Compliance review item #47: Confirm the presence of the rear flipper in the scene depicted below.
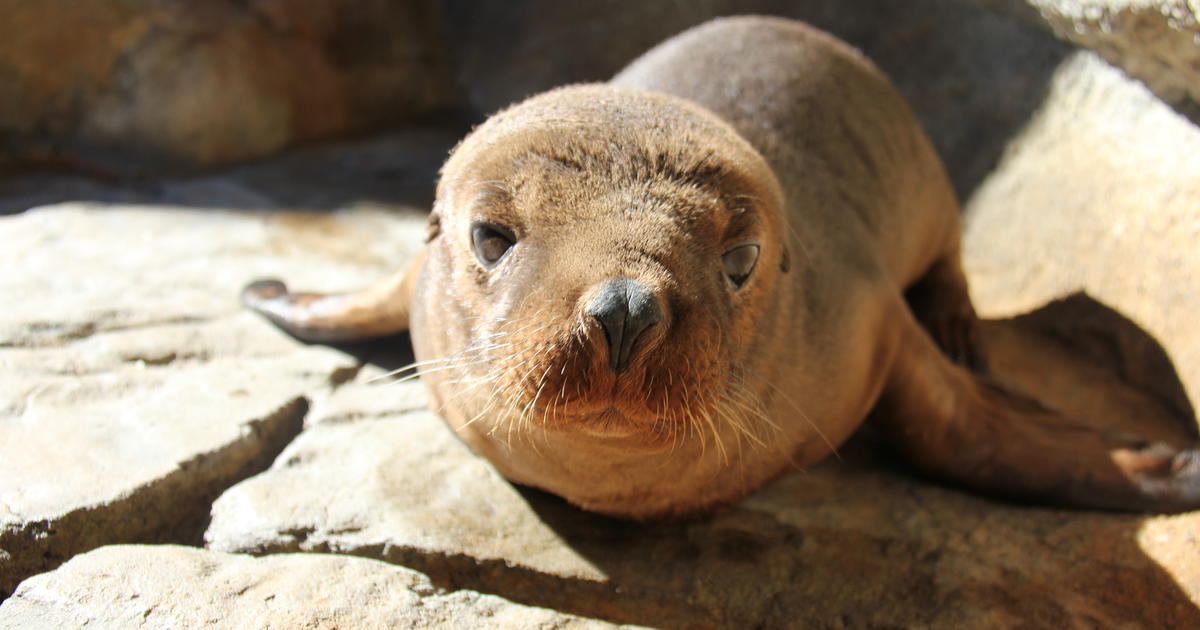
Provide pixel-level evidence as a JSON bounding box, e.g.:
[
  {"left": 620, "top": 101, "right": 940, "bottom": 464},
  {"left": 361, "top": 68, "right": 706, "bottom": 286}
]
[
  {"left": 876, "top": 301, "right": 1200, "bottom": 513},
  {"left": 241, "top": 252, "right": 423, "bottom": 343}
]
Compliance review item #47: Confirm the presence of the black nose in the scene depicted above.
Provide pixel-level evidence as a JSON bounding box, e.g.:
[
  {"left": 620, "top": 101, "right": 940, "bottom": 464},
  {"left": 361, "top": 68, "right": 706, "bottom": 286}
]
[{"left": 585, "top": 278, "right": 663, "bottom": 373}]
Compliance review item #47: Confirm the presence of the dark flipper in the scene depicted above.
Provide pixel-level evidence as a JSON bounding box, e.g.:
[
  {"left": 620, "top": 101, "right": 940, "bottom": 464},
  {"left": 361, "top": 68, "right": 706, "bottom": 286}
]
[
  {"left": 241, "top": 252, "right": 423, "bottom": 343},
  {"left": 905, "top": 253, "right": 987, "bottom": 371},
  {"left": 875, "top": 299, "right": 1200, "bottom": 513}
]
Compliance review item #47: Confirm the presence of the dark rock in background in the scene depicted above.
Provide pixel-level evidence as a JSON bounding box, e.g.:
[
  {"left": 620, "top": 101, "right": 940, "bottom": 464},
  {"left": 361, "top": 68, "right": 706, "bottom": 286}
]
[
  {"left": 443, "top": 0, "right": 1071, "bottom": 199},
  {"left": 4, "top": 1, "right": 1196, "bottom": 198},
  {"left": 1006, "top": 0, "right": 1200, "bottom": 122},
  {"left": 0, "top": 0, "right": 456, "bottom": 173},
  {"left": 1, "top": 0, "right": 1074, "bottom": 200}
]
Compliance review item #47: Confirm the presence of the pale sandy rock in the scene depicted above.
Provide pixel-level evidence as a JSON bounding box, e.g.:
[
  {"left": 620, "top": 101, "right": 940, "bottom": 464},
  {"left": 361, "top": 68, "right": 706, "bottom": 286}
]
[
  {"left": 205, "top": 378, "right": 1200, "bottom": 629},
  {"left": 0, "top": 203, "right": 426, "bottom": 597},
  {"left": 206, "top": 380, "right": 608, "bottom": 583},
  {"left": 0, "top": 203, "right": 424, "bottom": 347},
  {"left": 305, "top": 371, "right": 431, "bottom": 426},
  {"left": 0, "top": 354, "right": 312, "bottom": 599},
  {"left": 963, "top": 50, "right": 1200, "bottom": 407},
  {"left": 0, "top": 545, "right": 635, "bottom": 630}
]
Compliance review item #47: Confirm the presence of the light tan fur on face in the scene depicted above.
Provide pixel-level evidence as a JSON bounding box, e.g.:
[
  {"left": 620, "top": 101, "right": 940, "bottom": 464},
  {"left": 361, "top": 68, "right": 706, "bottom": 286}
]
[{"left": 407, "top": 85, "right": 811, "bottom": 516}]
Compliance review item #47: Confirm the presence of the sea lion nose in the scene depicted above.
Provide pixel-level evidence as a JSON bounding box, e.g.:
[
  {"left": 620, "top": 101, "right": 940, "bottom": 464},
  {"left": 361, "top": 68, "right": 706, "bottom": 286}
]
[{"left": 585, "top": 277, "right": 663, "bottom": 373}]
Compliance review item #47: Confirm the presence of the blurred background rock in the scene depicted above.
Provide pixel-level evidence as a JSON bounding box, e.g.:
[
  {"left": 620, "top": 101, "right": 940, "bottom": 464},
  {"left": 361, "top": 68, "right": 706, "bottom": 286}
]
[
  {"left": 0, "top": 0, "right": 454, "bottom": 173},
  {"left": 4, "top": 0, "right": 1191, "bottom": 200}
]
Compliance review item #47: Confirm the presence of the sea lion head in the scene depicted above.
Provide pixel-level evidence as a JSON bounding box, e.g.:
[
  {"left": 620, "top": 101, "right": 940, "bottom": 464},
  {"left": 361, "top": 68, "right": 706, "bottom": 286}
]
[{"left": 412, "top": 84, "right": 793, "bottom": 514}]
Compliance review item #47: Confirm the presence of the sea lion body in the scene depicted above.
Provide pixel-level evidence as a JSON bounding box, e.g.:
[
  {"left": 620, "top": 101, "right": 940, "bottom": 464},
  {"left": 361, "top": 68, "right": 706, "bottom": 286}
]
[
  {"left": 409, "top": 18, "right": 955, "bottom": 516},
  {"left": 245, "top": 16, "right": 1200, "bottom": 518}
]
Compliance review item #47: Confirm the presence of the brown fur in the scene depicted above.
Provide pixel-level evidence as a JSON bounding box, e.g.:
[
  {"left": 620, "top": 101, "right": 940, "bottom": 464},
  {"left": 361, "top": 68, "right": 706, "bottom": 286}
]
[{"left": 244, "top": 16, "right": 1200, "bottom": 518}]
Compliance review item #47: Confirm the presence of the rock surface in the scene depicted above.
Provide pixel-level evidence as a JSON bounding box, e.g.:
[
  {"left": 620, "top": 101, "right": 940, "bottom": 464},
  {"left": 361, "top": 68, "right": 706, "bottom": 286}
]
[
  {"left": 205, "top": 379, "right": 610, "bottom": 582},
  {"left": 0, "top": 203, "right": 427, "bottom": 598},
  {"left": 0, "top": 0, "right": 455, "bottom": 171},
  {"left": 0, "top": 545, "right": 636, "bottom": 629},
  {"left": 1018, "top": 0, "right": 1200, "bottom": 116},
  {"left": 963, "top": 50, "right": 1200, "bottom": 408},
  {"left": 205, "top": 366, "right": 1200, "bottom": 629},
  {"left": 10, "top": 0, "right": 1199, "bottom": 184},
  {"left": 0, "top": 126, "right": 460, "bottom": 215},
  {"left": 1, "top": 0, "right": 1072, "bottom": 197}
]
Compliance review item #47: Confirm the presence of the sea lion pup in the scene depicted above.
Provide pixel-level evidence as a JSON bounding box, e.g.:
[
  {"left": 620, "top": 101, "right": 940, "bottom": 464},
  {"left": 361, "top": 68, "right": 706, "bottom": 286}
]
[{"left": 243, "top": 16, "right": 1200, "bottom": 518}]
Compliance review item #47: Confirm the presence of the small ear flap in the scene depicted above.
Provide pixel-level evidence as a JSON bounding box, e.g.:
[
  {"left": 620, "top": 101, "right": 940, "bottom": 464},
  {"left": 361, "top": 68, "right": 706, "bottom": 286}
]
[
  {"left": 242, "top": 250, "right": 425, "bottom": 343},
  {"left": 425, "top": 210, "right": 442, "bottom": 243}
]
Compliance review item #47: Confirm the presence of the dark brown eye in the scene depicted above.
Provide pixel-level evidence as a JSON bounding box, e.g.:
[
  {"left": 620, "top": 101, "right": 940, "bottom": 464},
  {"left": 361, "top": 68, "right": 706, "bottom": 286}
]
[
  {"left": 722, "top": 243, "right": 759, "bottom": 288},
  {"left": 471, "top": 222, "right": 516, "bottom": 268}
]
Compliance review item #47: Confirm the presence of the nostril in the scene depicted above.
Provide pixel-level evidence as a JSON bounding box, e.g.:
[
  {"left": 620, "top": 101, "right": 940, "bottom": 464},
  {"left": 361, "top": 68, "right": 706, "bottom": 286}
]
[
  {"left": 620, "top": 288, "right": 660, "bottom": 364},
  {"left": 591, "top": 300, "right": 627, "bottom": 363},
  {"left": 585, "top": 278, "right": 662, "bottom": 373}
]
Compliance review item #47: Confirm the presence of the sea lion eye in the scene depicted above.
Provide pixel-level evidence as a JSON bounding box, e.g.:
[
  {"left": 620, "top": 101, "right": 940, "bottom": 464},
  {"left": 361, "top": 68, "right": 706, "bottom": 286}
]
[
  {"left": 471, "top": 221, "right": 516, "bottom": 268},
  {"left": 722, "top": 243, "right": 759, "bottom": 288}
]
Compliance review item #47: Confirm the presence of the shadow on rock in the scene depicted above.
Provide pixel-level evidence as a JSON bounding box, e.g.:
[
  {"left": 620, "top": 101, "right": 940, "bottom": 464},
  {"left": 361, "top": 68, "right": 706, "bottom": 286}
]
[
  {"left": 440, "top": 293, "right": 1200, "bottom": 629},
  {"left": 982, "top": 292, "right": 1197, "bottom": 447},
  {"left": 0, "top": 124, "right": 464, "bottom": 215},
  {"left": 285, "top": 332, "right": 418, "bottom": 387},
  {"left": 509, "top": 455, "right": 1200, "bottom": 628}
]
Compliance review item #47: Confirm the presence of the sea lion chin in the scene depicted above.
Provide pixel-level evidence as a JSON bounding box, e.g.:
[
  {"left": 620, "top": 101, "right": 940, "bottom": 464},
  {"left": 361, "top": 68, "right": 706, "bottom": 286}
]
[{"left": 242, "top": 16, "right": 1200, "bottom": 519}]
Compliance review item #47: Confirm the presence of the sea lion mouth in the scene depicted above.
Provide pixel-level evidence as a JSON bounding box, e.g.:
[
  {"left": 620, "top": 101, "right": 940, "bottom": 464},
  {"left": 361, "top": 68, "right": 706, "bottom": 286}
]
[
  {"left": 540, "top": 405, "right": 686, "bottom": 448},
  {"left": 541, "top": 403, "right": 653, "bottom": 429},
  {"left": 572, "top": 406, "right": 641, "bottom": 434}
]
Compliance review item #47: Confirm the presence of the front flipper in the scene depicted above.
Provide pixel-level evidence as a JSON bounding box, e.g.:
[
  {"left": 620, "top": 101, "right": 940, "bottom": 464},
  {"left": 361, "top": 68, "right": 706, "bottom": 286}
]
[
  {"left": 905, "top": 252, "right": 986, "bottom": 371},
  {"left": 875, "top": 301, "right": 1200, "bottom": 512},
  {"left": 242, "top": 251, "right": 424, "bottom": 343}
]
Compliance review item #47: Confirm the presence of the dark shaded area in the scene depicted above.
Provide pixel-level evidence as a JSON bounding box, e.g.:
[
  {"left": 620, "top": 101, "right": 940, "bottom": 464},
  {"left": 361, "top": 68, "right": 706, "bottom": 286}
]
[
  {"left": 328, "top": 332, "right": 419, "bottom": 381},
  {"left": 1177, "top": 99, "right": 1200, "bottom": 128},
  {"left": 0, "top": 123, "right": 464, "bottom": 215},
  {"left": 1000, "top": 292, "right": 1197, "bottom": 436},
  {"left": 1, "top": 0, "right": 1071, "bottom": 214},
  {"left": 443, "top": 0, "right": 1072, "bottom": 199}
]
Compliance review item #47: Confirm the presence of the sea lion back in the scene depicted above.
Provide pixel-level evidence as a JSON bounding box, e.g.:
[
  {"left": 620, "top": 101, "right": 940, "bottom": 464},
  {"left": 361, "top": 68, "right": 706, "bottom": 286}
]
[{"left": 613, "top": 15, "right": 960, "bottom": 289}]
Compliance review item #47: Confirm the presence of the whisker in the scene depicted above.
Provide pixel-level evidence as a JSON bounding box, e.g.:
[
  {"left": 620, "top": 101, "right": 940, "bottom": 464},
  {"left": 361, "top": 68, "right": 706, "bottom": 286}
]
[{"left": 736, "top": 364, "right": 839, "bottom": 460}]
